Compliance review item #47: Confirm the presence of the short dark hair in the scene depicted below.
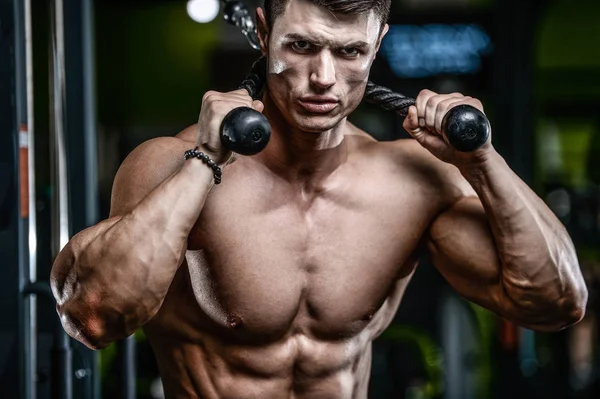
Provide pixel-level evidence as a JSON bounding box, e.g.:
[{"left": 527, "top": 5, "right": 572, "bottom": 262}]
[{"left": 263, "top": 0, "right": 391, "bottom": 30}]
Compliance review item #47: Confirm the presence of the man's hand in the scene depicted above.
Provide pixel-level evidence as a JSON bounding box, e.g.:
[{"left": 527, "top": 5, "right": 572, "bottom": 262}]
[
  {"left": 197, "top": 88, "right": 265, "bottom": 165},
  {"left": 403, "top": 89, "right": 492, "bottom": 166}
]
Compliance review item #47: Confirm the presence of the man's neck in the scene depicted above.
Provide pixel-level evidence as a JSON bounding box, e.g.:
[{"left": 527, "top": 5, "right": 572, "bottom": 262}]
[{"left": 255, "top": 92, "right": 348, "bottom": 186}]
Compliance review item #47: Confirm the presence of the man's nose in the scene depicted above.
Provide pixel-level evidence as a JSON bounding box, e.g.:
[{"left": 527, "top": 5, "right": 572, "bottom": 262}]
[{"left": 309, "top": 51, "right": 336, "bottom": 89}]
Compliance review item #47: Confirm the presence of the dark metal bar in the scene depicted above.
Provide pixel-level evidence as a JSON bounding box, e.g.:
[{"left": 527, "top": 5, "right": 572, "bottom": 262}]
[
  {"left": 12, "top": 0, "right": 37, "bottom": 396},
  {"left": 50, "top": 0, "right": 70, "bottom": 254},
  {"left": 80, "top": 0, "right": 101, "bottom": 395},
  {"left": 23, "top": 0, "right": 39, "bottom": 395},
  {"left": 59, "top": 0, "right": 101, "bottom": 396},
  {"left": 22, "top": 282, "right": 73, "bottom": 399},
  {"left": 82, "top": 0, "right": 99, "bottom": 231},
  {"left": 49, "top": 0, "right": 74, "bottom": 397}
]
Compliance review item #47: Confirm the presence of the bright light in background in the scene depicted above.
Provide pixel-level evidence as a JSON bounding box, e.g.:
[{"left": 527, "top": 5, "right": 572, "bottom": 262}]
[{"left": 187, "top": 0, "right": 220, "bottom": 23}]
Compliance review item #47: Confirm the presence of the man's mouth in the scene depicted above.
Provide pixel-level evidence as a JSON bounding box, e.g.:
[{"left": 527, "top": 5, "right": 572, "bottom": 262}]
[{"left": 297, "top": 96, "right": 339, "bottom": 114}]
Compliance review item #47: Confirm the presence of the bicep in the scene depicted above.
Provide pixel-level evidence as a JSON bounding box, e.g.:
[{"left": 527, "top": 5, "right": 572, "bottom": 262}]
[
  {"left": 109, "top": 136, "right": 190, "bottom": 216},
  {"left": 427, "top": 196, "right": 506, "bottom": 312}
]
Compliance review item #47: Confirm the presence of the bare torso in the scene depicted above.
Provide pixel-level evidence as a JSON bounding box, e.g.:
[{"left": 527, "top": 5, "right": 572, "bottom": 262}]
[{"left": 143, "top": 126, "right": 458, "bottom": 398}]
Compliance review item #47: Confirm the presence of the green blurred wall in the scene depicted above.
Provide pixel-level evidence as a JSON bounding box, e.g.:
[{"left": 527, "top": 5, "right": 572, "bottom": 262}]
[
  {"left": 96, "top": 1, "right": 218, "bottom": 127},
  {"left": 536, "top": 0, "right": 600, "bottom": 100}
]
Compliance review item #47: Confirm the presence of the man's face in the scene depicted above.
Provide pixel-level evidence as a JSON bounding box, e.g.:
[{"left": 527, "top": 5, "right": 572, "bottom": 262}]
[{"left": 263, "top": 0, "right": 387, "bottom": 133}]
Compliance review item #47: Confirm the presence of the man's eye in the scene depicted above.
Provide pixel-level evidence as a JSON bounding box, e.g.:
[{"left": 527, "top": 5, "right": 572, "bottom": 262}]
[
  {"left": 291, "top": 41, "right": 313, "bottom": 52},
  {"left": 339, "top": 47, "right": 360, "bottom": 57}
]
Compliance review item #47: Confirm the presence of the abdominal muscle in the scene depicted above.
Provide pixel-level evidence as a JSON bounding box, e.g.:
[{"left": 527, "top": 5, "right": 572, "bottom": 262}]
[{"left": 150, "top": 328, "right": 374, "bottom": 399}]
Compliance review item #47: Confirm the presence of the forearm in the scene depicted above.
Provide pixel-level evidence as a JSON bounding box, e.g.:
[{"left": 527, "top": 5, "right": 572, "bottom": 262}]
[
  {"left": 458, "top": 149, "right": 587, "bottom": 325},
  {"left": 55, "top": 159, "right": 214, "bottom": 346}
]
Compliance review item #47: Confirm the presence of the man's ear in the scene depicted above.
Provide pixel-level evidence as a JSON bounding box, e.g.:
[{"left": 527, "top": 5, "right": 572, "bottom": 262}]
[
  {"left": 256, "top": 7, "right": 269, "bottom": 55},
  {"left": 375, "top": 24, "right": 389, "bottom": 53}
]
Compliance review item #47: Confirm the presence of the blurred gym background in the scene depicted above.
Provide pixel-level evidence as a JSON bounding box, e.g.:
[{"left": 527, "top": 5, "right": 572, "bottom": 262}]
[{"left": 1, "top": 0, "right": 599, "bottom": 398}]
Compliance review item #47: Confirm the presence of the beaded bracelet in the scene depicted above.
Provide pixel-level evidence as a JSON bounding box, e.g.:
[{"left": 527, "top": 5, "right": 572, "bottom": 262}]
[{"left": 184, "top": 147, "right": 223, "bottom": 185}]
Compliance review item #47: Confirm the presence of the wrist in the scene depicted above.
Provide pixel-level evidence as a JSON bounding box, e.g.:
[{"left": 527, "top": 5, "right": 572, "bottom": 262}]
[
  {"left": 456, "top": 147, "right": 503, "bottom": 181},
  {"left": 195, "top": 142, "right": 232, "bottom": 167},
  {"left": 184, "top": 147, "right": 223, "bottom": 185},
  {"left": 181, "top": 155, "right": 217, "bottom": 184}
]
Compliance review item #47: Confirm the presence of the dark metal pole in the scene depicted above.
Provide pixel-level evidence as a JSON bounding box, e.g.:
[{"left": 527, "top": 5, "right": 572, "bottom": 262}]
[
  {"left": 13, "top": 0, "right": 37, "bottom": 396},
  {"left": 49, "top": 0, "right": 74, "bottom": 397},
  {"left": 50, "top": 0, "right": 70, "bottom": 255},
  {"left": 22, "top": 282, "right": 73, "bottom": 399},
  {"left": 81, "top": 0, "right": 101, "bottom": 396},
  {"left": 61, "top": 0, "right": 101, "bottom": 395},
  {"left": 82, "top": 0, "right": 98, "bottom": 229},
  {"left": 23, "top": 0, "right": 39, "bottom": 394}
]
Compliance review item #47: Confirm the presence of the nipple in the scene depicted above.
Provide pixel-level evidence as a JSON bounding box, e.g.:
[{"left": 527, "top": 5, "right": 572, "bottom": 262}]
[{"left": 227, "top": 315, "right": 244, "bottom": 329}]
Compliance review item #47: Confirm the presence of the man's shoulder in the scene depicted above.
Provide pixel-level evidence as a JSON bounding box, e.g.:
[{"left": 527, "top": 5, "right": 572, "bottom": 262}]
[
  {"left": 359, "top": 137, "right": 439, "bottom": 169},
  {"left": 117, "top": 133, "right": 194, "bottom": 180},
  {"left": 122, "top": 124, "right": 197, "bottom": 168},
  {"left": 345, "top": 124, "right": 421, "bottom": 159},
  {"left": 363, "top": 138, "right": 473, "bottom": 201},
  {"left": 378, "top": 137, "right": 424, "bottom": 156}
]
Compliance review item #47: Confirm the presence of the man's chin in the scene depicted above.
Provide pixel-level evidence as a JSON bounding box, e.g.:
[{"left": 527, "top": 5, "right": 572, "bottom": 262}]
[{"left": 291, "top": 114, "right": 343, "bottom": 133}]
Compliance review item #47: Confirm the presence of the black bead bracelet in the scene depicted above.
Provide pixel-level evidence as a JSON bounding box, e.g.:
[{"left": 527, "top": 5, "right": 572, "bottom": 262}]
[{"left": 184, "top": 147, "right": 223, "bottom": 185}]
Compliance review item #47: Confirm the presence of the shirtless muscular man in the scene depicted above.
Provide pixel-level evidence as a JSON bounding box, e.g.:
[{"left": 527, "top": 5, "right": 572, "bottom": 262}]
[{"left": 50, "top": 0, "right": 588, "bottom": 397}]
